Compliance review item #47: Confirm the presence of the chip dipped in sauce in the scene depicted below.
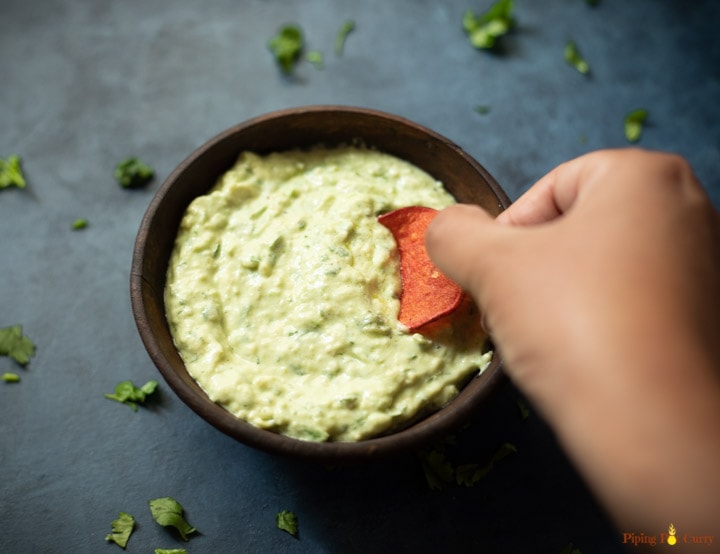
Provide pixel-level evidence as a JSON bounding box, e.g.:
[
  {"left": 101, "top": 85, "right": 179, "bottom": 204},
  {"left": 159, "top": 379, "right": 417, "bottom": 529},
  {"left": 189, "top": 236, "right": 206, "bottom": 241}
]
[{"left": 378, "top": 206, "right": 465, "bottom": 332}]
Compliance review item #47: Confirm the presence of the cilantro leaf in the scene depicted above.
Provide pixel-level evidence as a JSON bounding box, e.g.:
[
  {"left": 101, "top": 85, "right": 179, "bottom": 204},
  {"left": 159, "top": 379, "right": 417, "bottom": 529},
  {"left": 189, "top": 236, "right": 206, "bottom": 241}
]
[
  {"left": 305, "top": 50, "right": 324, "bottom": 69},
  {"left": 0, "top": 155, "right": 27, "bottom": 190},
  {"left": 456, "top": 442, "right": 517, "bottom": 487},
  {"left": 455, "top": 462, "right": 488, "bottom": 486},
  {"left": 140, "top": 380, "right": 158, "bottom": 395},
  {"left": 559, "top": 542, "right": 583, "bottom": 554},
  {"left": 154, "top": 550, "right": 188, "bottom": 554},
  {"left": 474, "top": 104, "right": 491, "bottom": 115},
  {"left": 104, "top": 379, "right": 159, "bottom": 411},
  {"left": 463, "top": 0, "right": 515, "bottom": 50},
  {"left": 418, "top": 449, "right": 456, "bottom": 490},
  {"left": 2, "top": 372, "right": 20, "bottom": 383},
  {"left": 115, "top": 157, "right": 154, "bottom": 189},
  {"left": 564, "top": 41, "right": 590, "bottom": 75},
  {"left": 71, "top": 218, "right": 88, "bottom": 230},
  {"left": 276, "top": 510, "right": 298, "bottom": 537},
  {"left": 419, "top": 440, "right": 517, "bottom": 489},
  {"left": 335, "top": 20, "right": 356, "bottom": 56},
  {"left": 149, "top": 497, "right": 197, "bottom": 541},
  {"left": 624, "top": 109, "right": 648, "bottom": 143},
  {"left": 268, "top": 25, "right": 304, "bottom": 74},
  {"left": 105, "top": 511, "right": 135, "bottom": 549},
  {"left": 0, "top": 325, "right": 36, "bottom": 366}
]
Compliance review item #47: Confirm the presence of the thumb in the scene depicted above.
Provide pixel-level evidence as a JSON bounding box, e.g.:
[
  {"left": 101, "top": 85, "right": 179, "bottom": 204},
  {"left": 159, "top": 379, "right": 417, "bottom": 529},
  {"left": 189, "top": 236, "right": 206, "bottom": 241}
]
[{"left": 425, "top": 204, "right": 507, "bottom": 305}]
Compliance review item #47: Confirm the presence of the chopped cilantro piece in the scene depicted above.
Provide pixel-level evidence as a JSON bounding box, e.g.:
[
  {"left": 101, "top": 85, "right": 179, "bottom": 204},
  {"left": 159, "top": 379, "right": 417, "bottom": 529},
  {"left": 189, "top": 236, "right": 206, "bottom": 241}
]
[
  {"left": 463, "top": 0, "right": 515, "bottom": 50},
  {"left": 420, "top": 441, "right": 517, "bottom": 489},
  {"left": 624, "top": 109, "right": 648, "bottom": 143},
  {"left": 564, "top": 41, "right": 590, "bottom": 75},
  {"left": 0, "top": 325, "right": 36, "bottom": 366},
  {"left": 474, "top": 104, "right": 491, "bottom": 115},
  {"left": 455, "top": 443, "right": 517, "bottom": 487},
  {"left": 104, "top": 379, "right": 158, "bottom": 411},
  {"left": 154, "top": 549, "right": 188, "bottom": 554},
  {"left": 335, "top": 20, "right": 356, "bottom": 56},
  {"left": 71, "top": 218, "right": 88, "bottom": 230},
  {"left": 276, "top": 510, "right": 299, "bottom": 537},
  {"left": 2, "top": 372, "right": 20, "bottom": 383},
  {"left": 455, "top": 463, "right": 485, "bottom": 486},
  {"left": 268, "top": 25, "right": 304, "bottom": 74},
  {"left": 149, "top": 497, "right": 197, "bottom": 541},
  {"left": 105, "top": 512, "right": 135, "bottom": 549},
  {"left": 115, "top": 157, "right": 154, "bottom": 189},
  {"left": 559, "top": 542, "right": 582, "bottom": 554},
  {"left": 305, "top": 50, "right": 324, "bottom": 69},
  {"left": 0, "top": 154, "right": 27, "bottom": 190},
  {"left": 419, "top": 449, "right": 455, "bottom": 490}
]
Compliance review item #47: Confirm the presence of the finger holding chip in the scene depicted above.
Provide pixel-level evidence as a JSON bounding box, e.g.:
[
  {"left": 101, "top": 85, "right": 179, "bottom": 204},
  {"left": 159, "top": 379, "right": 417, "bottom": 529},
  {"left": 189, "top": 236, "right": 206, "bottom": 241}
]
[{"left": 378, "top": 206, "right": 466, "bottom": 332}]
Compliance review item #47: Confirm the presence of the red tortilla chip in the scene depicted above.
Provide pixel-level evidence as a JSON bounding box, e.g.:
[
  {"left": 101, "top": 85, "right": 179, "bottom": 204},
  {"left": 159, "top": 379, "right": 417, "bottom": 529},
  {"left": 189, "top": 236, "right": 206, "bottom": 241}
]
[{"left": 378, "top": 206, "right": 464, "bottom": 332}]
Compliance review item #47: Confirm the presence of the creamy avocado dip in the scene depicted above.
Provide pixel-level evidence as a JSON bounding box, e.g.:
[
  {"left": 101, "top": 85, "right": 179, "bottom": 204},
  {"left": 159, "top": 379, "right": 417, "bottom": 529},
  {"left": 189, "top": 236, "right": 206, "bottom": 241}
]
[{"left": 165, "top": 145, "right": 492, "bottom": 442}]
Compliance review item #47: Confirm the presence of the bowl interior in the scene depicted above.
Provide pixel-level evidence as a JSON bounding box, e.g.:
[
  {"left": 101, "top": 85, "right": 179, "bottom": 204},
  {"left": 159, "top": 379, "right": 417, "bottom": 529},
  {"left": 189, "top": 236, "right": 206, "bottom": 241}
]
[{"left": 131, "top": 106, "right": 510, "bottom": 463}]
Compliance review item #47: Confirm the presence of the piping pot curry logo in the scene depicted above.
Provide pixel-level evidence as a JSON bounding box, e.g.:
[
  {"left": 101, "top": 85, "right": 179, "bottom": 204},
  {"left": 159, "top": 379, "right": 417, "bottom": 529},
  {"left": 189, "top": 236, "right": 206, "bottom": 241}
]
[{"left": 622, "top": 523, "right": 715, "bottom": 548}]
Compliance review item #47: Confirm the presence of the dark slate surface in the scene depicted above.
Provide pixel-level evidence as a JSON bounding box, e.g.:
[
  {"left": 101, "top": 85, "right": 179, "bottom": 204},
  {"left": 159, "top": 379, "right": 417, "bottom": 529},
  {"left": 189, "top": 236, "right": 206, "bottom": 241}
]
[{"left": 1, "top": 1, "right": 718, "bottom": 552}]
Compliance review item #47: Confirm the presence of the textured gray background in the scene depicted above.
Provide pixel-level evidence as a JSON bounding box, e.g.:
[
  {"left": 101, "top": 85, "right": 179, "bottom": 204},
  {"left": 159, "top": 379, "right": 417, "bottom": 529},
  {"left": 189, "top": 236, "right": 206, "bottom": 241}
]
[{"left": 1, "top": 0, "right": 718, "bottom": 552}]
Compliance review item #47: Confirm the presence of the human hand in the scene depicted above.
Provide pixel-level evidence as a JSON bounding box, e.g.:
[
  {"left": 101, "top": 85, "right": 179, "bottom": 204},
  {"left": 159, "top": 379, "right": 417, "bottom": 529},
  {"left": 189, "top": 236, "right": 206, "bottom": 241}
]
[{"left": 426, "top": 149, "right": 720, "bottom": 534}]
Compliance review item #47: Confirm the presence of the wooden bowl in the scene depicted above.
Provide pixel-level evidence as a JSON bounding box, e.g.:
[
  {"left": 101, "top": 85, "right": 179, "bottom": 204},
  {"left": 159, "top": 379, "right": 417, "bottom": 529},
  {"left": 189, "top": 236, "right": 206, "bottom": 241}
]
[{"left": 130, "top": 105, "right": 510, "bottom": 463}]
